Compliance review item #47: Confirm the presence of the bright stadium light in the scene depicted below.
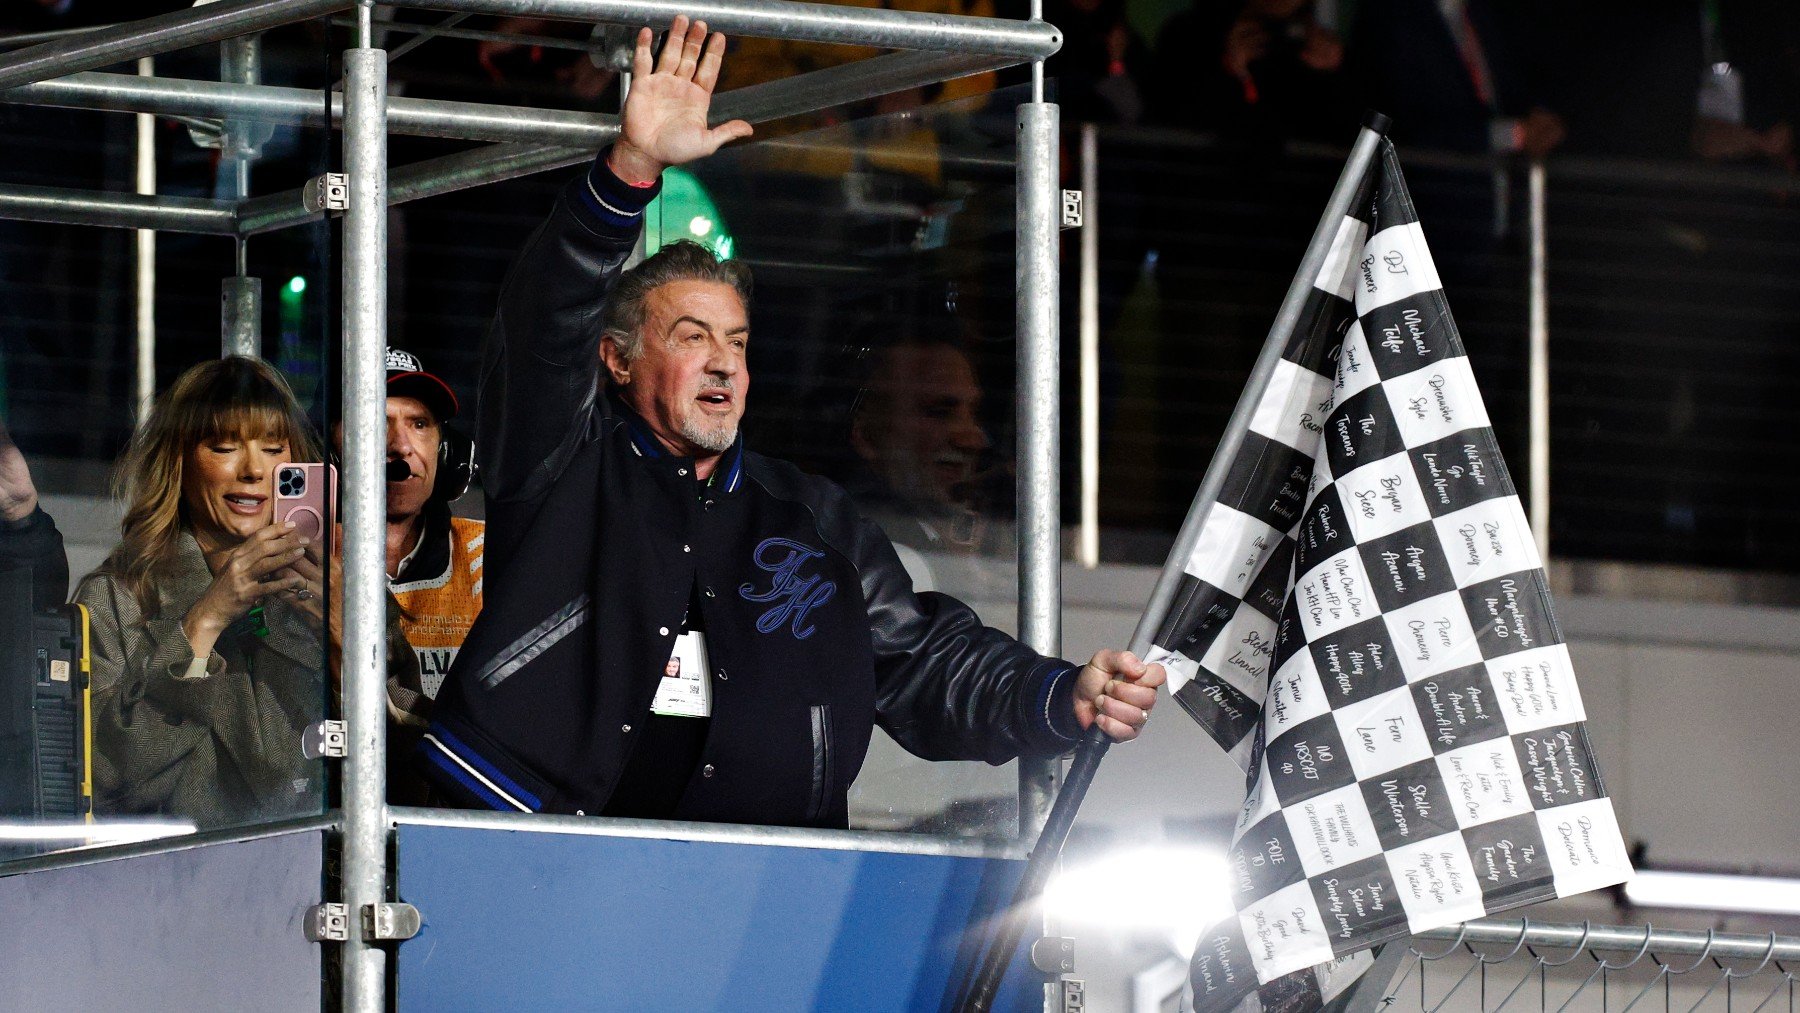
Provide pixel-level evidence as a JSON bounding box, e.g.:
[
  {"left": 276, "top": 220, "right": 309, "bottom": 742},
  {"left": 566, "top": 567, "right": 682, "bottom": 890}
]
[
  {"left": 1043, "top": 845, "right": 1234, "bottom": 958},
  {"left": 1625, "top": 870, "right": 1800, "bottom": 916}
]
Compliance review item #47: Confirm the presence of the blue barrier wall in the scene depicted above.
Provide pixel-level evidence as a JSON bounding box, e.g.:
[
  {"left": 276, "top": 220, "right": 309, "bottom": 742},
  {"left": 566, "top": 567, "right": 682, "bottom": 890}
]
[
  {"left": 0, "top": 829, "right": 323, "bottom": 1012},
  {"left": 396, "top": 822, "right": 1046, "bottom": 1012}
]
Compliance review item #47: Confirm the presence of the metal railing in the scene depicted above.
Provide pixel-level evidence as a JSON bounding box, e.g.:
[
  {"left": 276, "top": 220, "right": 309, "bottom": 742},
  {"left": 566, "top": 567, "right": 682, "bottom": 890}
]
[
  {"left": 0, "top": 2, "right": 1070, "bottom": 1010},
  {"left": 1386, "top": 919, "right": 1800, "bottom": 1012}
]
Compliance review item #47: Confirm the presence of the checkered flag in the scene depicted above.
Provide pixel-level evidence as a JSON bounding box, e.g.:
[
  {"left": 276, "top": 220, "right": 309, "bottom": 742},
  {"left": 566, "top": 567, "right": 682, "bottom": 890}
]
[{"left": 1156, "top": 137, "right": 1634, "bottom": 1009}]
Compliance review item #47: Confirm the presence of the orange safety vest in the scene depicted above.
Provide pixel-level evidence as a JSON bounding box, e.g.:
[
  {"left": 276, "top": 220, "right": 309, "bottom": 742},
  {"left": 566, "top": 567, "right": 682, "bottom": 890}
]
[{"left": 392, "top": 515, "right": 485, "bottom": 700}]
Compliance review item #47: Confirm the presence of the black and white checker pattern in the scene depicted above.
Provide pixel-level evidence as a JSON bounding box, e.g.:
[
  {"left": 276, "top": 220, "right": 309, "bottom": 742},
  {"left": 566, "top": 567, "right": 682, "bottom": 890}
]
[{"left": 1173, "top": 141, "right": 1632, "bottom": 1001}]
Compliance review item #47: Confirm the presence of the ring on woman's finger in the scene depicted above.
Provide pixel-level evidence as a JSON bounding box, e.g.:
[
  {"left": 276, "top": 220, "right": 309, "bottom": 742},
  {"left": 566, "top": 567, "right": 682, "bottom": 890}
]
[{"left": 295, "top": 587, "right": 314, "bottom": 601}]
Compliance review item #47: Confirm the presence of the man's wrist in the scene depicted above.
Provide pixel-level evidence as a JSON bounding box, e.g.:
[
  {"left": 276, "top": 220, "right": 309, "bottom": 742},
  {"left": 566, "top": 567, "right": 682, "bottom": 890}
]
[
  {"left": 578, "top": 145, "right": 665, "bottom": 233},
  {"left": 605, "top": 141, "right": 664, "bottom": 188}
]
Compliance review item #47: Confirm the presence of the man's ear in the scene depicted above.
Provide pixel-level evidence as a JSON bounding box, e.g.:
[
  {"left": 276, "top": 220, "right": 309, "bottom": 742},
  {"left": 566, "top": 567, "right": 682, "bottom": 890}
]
[
  {"left": 599, "top": 334, "right": 631, "bottom": 386},
  {"left": 849, "top": 412, "right": 877, "bottom": 463}
]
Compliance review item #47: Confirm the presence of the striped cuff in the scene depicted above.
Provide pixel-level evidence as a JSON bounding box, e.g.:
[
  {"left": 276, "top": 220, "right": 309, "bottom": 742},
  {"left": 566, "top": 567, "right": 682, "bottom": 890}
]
[
  {"left": 573, "top": 146, "right": 663, "bottom": 234},
  {"left": 1035, "top": 662, "right": 1083, "bottom": 744}
]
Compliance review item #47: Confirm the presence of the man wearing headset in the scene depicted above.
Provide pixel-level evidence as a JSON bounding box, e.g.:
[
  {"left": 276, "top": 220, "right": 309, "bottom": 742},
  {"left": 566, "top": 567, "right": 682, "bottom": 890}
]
[{"left": 380, "top": 348, "right": 484, "bottom": 700}]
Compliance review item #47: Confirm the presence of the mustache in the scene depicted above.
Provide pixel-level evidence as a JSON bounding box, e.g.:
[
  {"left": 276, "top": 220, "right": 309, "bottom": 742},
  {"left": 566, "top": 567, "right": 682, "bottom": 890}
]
[{"left": 697, "top": 375, "right": 734, "bottom": 392}]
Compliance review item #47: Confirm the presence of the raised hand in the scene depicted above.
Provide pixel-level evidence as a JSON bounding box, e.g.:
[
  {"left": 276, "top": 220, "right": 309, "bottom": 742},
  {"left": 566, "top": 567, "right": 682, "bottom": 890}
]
[{"left": 607, "top": 16, "right": 753, "bottom": 184}]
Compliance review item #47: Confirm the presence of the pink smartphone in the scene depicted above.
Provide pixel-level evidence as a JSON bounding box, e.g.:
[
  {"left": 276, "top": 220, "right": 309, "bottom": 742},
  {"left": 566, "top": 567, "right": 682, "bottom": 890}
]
[{"left": 273, "top": 462, "right": 337, "bottom": 549}]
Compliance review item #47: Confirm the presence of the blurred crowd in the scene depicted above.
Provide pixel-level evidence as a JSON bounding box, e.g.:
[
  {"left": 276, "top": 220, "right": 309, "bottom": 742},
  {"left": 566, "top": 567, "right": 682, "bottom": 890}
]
[{"left": 3, "top": 0, "right": 1798, "bottom": 573}]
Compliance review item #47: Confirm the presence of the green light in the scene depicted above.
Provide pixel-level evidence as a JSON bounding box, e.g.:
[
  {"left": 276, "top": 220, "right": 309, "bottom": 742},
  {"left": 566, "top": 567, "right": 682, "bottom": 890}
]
[
  {"left": 645, "top": 168, "right": 734, "bottom": 261},
  {"left": 286, "top": 275, "right": 307, "bottom": 295}
]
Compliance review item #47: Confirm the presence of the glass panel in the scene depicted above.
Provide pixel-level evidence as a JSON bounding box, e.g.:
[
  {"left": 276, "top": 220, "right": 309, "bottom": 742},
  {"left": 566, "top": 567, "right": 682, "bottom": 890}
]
[
  {"left": 667, "top": 87, "right": 1031, "bottom": 837},
  {"left": 387, "top": 77, "right": 1038, "bottom": 838},
  {"left": 0, "top": 16, "right": 337, "bottom": 863}
]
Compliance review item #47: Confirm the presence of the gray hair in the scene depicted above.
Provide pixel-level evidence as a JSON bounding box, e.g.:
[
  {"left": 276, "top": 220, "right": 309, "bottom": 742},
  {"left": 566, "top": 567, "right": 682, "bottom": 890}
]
[{"left": 600, "top": 240, "right": 753, "bottom": 364}]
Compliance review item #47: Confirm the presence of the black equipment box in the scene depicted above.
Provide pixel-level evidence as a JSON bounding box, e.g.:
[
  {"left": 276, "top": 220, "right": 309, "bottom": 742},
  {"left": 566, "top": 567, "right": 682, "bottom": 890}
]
[{"left": 0, "top": 567, "right": 91, "bottom": 829}]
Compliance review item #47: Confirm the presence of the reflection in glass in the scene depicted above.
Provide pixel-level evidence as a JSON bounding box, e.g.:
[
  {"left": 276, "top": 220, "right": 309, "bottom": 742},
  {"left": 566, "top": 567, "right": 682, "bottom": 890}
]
[
  {"left": 73, "top": 357, "right": 327, "bottom": 831},
  {"left": 0, "top": 18, "right": 344, "bottom": 860},
  {"left": 671, "top": 88, "right": 1031, "bottom": 837}
]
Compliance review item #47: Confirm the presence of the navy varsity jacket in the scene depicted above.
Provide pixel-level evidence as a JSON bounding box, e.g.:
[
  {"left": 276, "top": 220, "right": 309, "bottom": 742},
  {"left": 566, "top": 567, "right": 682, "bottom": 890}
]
[{"left": 420, "top": 153, "right": 1081, "bottom": 829}]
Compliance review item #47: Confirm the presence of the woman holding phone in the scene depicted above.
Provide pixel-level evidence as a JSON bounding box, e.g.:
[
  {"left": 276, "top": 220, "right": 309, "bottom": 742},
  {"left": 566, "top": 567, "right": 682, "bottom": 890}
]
[{"left": 75, "top": 356, "right": 421, "bottom": 831}]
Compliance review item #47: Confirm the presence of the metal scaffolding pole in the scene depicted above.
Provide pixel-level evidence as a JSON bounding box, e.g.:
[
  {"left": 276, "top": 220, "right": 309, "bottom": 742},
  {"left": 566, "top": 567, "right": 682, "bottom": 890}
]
[
  {"left": 0, "top": 0, "right": 349, "bottom": 90},
  {"left": 1, "top": 46, "right": 1008, "bottom": 184},
  {"left": 133, "top": 56, "right": 156, "bottom": 424},
  {"left": 238, "top": 141, "right": 589, "bottom": 235},
  {"left": 1, "top": 71, "right": 622, "bottom": 147},
  {"left": 0, "top": 185, "right": 237, "bottom": 233},
  {"left": 1076, "top": 121, "right": 1098, "bottom": 570},
  {"left": 407, "top": 0, "right": 1060, "bottom": 57},
  {"left": 339, "top": 42, "right": 389, "bottom": 1013},
  {"left": 220, "top": 277, "right": 261, "bottom": 357},
  {"left": 1014, "top": 102, "right": 1060, "bottom": 843},
  {"left": 232, "top": 49, "right": 1010, "bottom": 236},
  {"left": 1526, "top": 160, "right": 1550, "bottom": 561}
]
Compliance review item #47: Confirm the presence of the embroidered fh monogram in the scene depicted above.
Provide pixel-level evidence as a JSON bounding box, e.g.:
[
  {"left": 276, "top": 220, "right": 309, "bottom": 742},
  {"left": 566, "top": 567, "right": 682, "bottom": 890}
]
[{"left": 739, "top": 537, "right": 837, "bottom": 639}]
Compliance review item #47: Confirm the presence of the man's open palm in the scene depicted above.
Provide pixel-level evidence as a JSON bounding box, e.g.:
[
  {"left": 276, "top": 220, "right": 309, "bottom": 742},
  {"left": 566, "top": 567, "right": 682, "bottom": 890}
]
[{"left": 610, "top": 17, "right": 753, "bottom": 181}]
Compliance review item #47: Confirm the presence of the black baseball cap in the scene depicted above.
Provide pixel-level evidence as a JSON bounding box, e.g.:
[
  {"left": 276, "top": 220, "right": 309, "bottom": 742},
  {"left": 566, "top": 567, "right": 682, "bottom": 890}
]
[{"left": 384, "top": 347, "right": 459, "bottom": 423}]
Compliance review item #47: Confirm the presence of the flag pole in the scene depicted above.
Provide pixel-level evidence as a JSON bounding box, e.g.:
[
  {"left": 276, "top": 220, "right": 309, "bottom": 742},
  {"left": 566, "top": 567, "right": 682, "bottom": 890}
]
[{"left": 956, "top": 110, "right": 1393, "bottom": 1013}]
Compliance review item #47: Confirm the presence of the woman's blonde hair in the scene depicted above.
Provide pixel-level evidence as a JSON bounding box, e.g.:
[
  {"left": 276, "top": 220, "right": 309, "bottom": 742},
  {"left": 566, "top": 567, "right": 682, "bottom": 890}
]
[{"left": 100, "top": 356, "right": 321, "bottom": 613}]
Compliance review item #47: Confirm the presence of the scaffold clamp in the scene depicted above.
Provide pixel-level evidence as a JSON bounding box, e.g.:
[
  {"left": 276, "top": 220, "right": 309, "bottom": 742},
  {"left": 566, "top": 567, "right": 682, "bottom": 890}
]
[
  {"left": 1030, "top": 935, "right": 1076, "bottom": 974},
  {"left": 303, "top": 173, "right": 349, "bottom": 214},
  {"left": 301, "top": 719, "right": 348, "bottom": 759},
  {"left": 363, "top": 903, "right": 422, "bottom": 942},
  {"left": 1060, "top": 190, "right": 1083, "bottom": 229},
  {"left": 304, "top": 903, "right": 349, "bottom": 942}
]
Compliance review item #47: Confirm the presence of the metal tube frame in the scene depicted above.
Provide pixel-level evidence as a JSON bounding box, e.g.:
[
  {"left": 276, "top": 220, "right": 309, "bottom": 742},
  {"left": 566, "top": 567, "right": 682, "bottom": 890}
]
[
  {"left": 1014, "top": 104, "right": 1059, "bottom": 843},
  {"left": 340, "top": 42, "right": 389, "bottom": 1013},
  {"left": 0, "top": 0, "right": 351, "bottom": 91},
  {"left": 220, "top": 276, "right": 262, "bottom": 357},
  {"left": 1526, "top": 160, "right": 1550, "bottom": 562},
  {"left": 1076, "top": 121, "right": 1099, "bottom": 570},
  {"left": 1, "top": 50, "right": 1013, "bottom": 236},
  {"left": 405, "top": 0, "right": 1059, "bottom": 57},
  {"left": 133, "top": 56, "right": 156, "bottom": 425},
  {"left": 390, "top": 806, "right": 1031, "bottom": 861},
  {"left": 0, "top": 4, "right": 1072, "bottom": 1010}
]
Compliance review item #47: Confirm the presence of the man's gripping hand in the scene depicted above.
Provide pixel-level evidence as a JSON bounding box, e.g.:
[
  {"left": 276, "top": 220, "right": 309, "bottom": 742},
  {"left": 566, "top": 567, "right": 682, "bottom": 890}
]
[
  {"left": 607, "top": 16, "right": 754, "bottom": 184},
  {"left": 1071, "top": 650, "right": 1166, "bottom": 743}
]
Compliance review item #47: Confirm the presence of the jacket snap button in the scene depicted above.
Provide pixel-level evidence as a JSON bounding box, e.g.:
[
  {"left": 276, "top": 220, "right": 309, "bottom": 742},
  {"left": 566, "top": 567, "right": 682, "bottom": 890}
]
[
  {"left": 621, "top": 724, "right": 632, "bottom": 733},
  {"left": 682, "top": 544, "right": 691, "bottom": 553},
  {"left": 678, "top": 467, "right": 688, "bottom": 476},
  {"left": 704, "top": 587, "right": 715, "bottom": 598},
  {"left": 658, "top": 626, "right": 669, "bottom": 636},
  {"left": 716, "top": 669, "right": 728, "bottom": 681},
  {"left": 701, "top": 764, "right": 716, "bottom": 777}
]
